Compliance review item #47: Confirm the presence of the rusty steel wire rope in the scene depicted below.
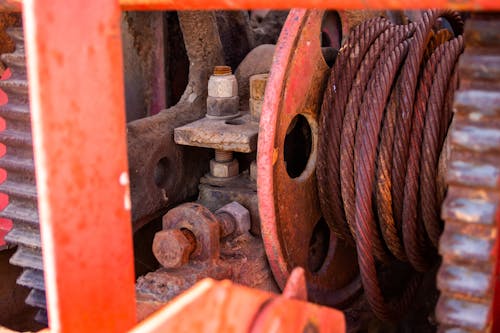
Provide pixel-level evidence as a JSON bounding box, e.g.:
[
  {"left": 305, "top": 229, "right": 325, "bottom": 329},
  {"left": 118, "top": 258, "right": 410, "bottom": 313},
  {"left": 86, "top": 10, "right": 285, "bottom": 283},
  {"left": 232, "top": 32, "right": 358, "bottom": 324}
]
[{"left": 316, "top": 9, "right": 465, "bottom": 320}]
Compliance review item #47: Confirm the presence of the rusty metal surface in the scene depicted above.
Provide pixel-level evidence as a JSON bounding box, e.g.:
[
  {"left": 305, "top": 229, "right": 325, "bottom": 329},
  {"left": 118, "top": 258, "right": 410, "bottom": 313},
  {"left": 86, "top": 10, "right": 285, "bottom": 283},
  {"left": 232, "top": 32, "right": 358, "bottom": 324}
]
[
  {"left": 121, "top": 11, "right": 166, "bottom": 120},
  {"left": 136, "top": 202, "right": 278, "bottom": 320},
  {"left": 317, "top": 10, "right": 464, "bottom": 320},
  {"left": 0, "top": 28, "right": 46, "bottom": 324},
  {"left": 257, "top": 9, "right": 361, "bottom": 307},
  {"left": 199, "top": 173, "right": 260, "bottom": 235},
  {"left": 127, "top": 11, "right": 223, "bottom": 230},
  {"left": 235, "top": 44, "right": 275, "bottom": 112},
  {"left": 174, "top": 114, "right": 258, "bottom": 153},
  {"left": 0, "top": 1, "right": 20, "bottom": 12},
  {"left": 134, "top": 276, "right": 345, "bottom": 333},
  {"left": 215, "top": 11, "right": 255, "bottom": 70},
  {"left": 437, "top": 13, "right": 500, "bottom": 333}
]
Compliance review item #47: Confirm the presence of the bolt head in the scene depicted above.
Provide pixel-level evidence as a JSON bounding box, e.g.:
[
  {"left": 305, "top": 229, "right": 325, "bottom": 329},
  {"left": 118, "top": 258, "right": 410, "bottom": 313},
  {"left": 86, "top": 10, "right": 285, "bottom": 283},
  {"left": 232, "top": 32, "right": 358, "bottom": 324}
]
[
  {"left": 152, "top": 229, "right": 193, "bottom": 269},
  {"left": 210, "top": 158, "right": 239, "bottom": 178},
  {"left": 216, "top": 201, "right": 251, "bottom": 236}
]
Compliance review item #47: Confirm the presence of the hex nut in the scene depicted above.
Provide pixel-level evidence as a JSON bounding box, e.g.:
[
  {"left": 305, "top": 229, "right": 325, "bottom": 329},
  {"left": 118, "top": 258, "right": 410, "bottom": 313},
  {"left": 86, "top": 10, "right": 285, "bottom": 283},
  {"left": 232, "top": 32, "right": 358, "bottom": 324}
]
[
  {"left": 210, "top": 158, "right": 239, "bottom": 178},
  {"left": 250, "top": 98, "right": 263, "bottom": 122},
  {"left": 208, "top": 74, "right": 238, "bottom": 98},
  {"left": 216, "top": 201, "right": 251, "bottom": 236},
  {"left": 152, "top": 229, "right": 194, "bottom": 269},
  {"left": 249, "top": 73, "right": 269, "bottom": 100},
  {"left": 207, "top": 95, "right": 239, "bottom": 118}
]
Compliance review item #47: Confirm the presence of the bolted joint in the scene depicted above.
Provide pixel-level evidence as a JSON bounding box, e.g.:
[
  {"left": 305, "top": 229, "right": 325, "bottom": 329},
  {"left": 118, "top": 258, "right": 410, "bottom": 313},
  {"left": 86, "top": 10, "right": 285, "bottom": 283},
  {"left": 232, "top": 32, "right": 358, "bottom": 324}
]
[
  {"left": 152, "top": 229, "right": 196, "bottom": 269},
  {"left": 213, "top": 66, "right": 232, "bottom": 76},
  {"left": 208, "top": 72, "right": 238, "bottom": 98},
  {"left": 216, "top": 201, "right": 251, "bottom": 237},
  {"left": 210, "top": 158, "right": 239, "bottom": 178},
  {"left": 215, "top": 149, "right": 233, "bottom": 163},
  {"left": 206, "top": 95, "right": 239, "bottom": 118},
  {"left": 216, "top": 212, "right": 236, "bottom": 238}
]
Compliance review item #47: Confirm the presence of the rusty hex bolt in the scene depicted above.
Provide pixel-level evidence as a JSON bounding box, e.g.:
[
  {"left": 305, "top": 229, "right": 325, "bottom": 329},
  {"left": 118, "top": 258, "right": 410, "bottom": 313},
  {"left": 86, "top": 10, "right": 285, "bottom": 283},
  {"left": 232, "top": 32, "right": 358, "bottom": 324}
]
[
  {"left": 215, "top": 202, "right": 251, "bottom": 238},
  {"left": 152, "top": 229, "right": 196, "bottom": 269}
]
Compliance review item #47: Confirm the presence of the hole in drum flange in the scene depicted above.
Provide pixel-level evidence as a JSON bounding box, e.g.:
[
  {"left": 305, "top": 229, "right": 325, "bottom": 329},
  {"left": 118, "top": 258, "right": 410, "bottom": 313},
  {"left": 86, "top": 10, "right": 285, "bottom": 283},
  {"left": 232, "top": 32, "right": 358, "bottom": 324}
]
[
  {"left": 320, "top": 11, "right": 342, "bottom": 67},
  {"left": 284, "top": 114, "right": 312, "bottom": 179},
  {"left": 154, "top": 157, "right": 169, "bottom": 188},
  {"left": 308, "top": 217, "right": 330, "bottom": 273}
]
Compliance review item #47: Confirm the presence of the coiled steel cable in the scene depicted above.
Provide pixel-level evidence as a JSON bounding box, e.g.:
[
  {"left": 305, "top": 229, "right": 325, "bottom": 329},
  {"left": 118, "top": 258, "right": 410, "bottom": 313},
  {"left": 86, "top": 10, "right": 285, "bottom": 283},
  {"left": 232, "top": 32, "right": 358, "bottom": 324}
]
[{"left": 317, "top": 10, "right": 465, "bottom": 320}]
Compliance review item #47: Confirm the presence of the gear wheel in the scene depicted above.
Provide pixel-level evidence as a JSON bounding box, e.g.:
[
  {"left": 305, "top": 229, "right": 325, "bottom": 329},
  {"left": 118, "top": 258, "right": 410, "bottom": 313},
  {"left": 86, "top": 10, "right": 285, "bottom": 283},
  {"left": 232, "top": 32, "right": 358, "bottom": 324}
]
[
  {"left": 437, "top": 13, "right": 500, "bottom": 333},
  {"left": 0, "top": 28, "right": 47, "bottom": 323}
]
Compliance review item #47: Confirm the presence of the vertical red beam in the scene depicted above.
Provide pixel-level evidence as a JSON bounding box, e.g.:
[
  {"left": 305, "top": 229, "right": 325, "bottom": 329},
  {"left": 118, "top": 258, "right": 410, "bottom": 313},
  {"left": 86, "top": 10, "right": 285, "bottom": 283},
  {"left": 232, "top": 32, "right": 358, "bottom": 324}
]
[{"left": 23, "top": 0, "right": 136, "bottom": 331}]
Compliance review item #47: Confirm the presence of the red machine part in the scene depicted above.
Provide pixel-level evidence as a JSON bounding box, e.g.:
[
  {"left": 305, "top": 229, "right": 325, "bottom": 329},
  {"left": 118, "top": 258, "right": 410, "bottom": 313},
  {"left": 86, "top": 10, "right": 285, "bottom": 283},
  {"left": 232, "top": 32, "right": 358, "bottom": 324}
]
[
  {"left": 3, "top": 0, "right": 500, "bottom": 11},
  {"left": 131, "top": 269, "right": 346, "bottom": 333},
  {"left": 257, "top": 9, "right": 360, "bottom": 307},
  {"left": 22, "top": 0, "right": 136, "bottom": 331}
]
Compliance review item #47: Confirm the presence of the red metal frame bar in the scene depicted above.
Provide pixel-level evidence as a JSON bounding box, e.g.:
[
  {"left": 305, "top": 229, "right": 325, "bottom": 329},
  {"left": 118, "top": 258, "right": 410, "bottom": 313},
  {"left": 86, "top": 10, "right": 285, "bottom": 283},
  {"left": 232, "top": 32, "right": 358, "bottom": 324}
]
[
  {"left": 119, "top": 0, "right": 500, "bottom": 10},
  {"left": 3, "top": 0, "right": 500, "bottom": 11},
  {"left": 23, "top": 0, "right": 136, "bottom": 331}
]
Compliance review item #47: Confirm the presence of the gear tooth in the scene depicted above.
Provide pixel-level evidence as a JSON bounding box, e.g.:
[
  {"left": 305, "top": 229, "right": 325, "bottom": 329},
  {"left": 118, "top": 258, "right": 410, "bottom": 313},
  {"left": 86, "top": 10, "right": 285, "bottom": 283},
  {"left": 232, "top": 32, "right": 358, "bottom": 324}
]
[
  {"left": 9, "top": 245, "right": 43, "bottom": 270},
  {"left": 447, "top": 160, "right": 500, "bottom": 189},
  {"left": 442, "top": 188, "right": 498, "bottom": 226},
  {"left": 436, "top": 295, "right": 491, "bottom": 332},
  {"left": 451, "top": 121, "right": 500, "bottom": 153},
  {"left": 437, "top": 262, "right": 493, "bottom": 299},
  {"left": 25, "top": 288, "right": 47, "bottom": 309},
  {"left": 439, "top": 221, "right": 495, "bottom": 263},
  {"left": 34, "top": 309, "right": 48, "bottom": 325},
  {"left": 459, "top": 54, "right": 500, "bottom": 89},
  {"left": 454, "top": 90, "right": 500, "bottom": 119},
  {"left": 17, "top": 268, "right": 45, "bottom": 291}
]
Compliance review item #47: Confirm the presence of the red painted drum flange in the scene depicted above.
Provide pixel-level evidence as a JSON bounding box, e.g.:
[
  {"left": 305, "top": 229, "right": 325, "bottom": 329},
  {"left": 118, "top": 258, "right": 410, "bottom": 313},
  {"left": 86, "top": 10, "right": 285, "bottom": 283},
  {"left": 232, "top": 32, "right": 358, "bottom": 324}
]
[{"left": 257, "top": 9, "right": 360, "bottom": 307}]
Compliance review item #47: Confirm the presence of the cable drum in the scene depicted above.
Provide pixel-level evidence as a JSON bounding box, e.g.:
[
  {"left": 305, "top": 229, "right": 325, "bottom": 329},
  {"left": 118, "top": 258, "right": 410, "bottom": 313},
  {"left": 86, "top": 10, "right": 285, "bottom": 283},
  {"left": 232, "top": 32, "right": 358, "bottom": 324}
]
[{"left": 316, "top": 9, "right": 464, "bottom": 320}]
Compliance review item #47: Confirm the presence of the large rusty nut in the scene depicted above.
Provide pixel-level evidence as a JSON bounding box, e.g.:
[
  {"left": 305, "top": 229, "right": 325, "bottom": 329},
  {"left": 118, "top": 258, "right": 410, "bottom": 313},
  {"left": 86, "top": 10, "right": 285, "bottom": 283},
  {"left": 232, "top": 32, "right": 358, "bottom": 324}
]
[
  {"left": 206, "top": 96, "right": 239, "bottom": 118},
  {"left": 249, "top": 73, "right": 269, "bottom": 100},
  {"left": 162, "top": 203, "right": 221, "bottom": 261},
  {"left": 216, "top": 201, "right": 251, "bottom": 236},
  {"left": 250, "top": 98, "right": 263, "bottom": 122},
  {"left": 210, "top": 158, "right": 239, "bottom": 178},
  {"left": 208, "top": 74, "right": 238, "bottom": 98},
  {"left": 152, "top": 229, "right": 194, "bottom": 269}
]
